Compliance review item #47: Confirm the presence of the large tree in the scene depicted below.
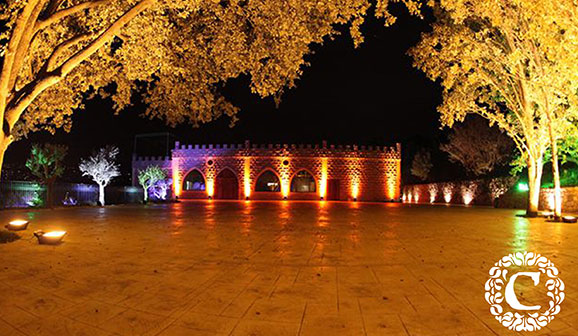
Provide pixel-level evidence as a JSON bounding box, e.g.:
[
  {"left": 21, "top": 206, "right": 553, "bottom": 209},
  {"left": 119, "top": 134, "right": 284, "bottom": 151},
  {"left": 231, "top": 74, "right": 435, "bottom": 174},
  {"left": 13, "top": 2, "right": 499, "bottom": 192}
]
[
  {"left": 0, "top": 0, "right": 420, "bottom": 172},
  {"left": 440, "top": 116, "right": 513, "bottom": 176},
  {"left": 410, "top": 0, "right": 578, "bottom": 216},
  {"left": 25, "top": 143, "right": 67, "bottom": 207},
  {"left": 79, "top": 146, "right": 120, "bottom": 205}
]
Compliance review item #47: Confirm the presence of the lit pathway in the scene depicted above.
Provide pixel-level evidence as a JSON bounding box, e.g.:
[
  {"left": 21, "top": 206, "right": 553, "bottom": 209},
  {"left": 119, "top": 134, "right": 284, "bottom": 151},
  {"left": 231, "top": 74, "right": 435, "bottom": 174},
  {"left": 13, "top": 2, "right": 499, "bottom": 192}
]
[{"left": 0, "top": 201, "right": 577, "bottom": 335}]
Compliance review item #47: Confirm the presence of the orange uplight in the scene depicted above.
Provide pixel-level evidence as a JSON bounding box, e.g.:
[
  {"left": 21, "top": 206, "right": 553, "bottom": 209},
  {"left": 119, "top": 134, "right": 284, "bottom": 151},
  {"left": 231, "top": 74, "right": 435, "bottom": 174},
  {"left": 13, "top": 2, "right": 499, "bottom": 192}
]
[
  {"left": 385, "top": 159, "right": 401, "bottom": 200},
  {"left": 463, "top": 193, "right": 473, "bottom": 205},
  {"left": 444, "top": 192, "right": 452, "bottom": 203},
  {"left": 244, "top": 158, "right": 251, "bottom": 198},
  {"left": 172, "top": 159, "right": 181, "bottom": 197},
  {"left": 206, "top": 179, "right": 214, "bottom": 198},
  {"left": 319, "top": 158, "right": 328, "bottom": 199},
  {"left": 352, "top": 184, "right": 359, "bottom": 200}
]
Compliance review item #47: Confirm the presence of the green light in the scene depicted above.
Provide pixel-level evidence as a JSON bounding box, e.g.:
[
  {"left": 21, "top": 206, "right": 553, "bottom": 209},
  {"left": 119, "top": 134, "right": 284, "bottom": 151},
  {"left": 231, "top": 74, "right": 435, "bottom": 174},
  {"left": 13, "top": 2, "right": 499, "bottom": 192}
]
[{"left": 517, "top": 183, "right": 529, "bottom": 192}]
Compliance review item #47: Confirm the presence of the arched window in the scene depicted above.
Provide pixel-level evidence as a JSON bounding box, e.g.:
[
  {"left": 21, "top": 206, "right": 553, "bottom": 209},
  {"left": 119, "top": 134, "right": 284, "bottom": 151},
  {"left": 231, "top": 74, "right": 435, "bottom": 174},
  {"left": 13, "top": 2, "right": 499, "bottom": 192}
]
[
  {"left": 183, "top": 170, "right": 205, "bottom": 191},
  {"left": 291, "top": 170, "right": 316, "bottom": 193},
  {"left": 255, "top": 171, "right": 281, "bottom": 192}
]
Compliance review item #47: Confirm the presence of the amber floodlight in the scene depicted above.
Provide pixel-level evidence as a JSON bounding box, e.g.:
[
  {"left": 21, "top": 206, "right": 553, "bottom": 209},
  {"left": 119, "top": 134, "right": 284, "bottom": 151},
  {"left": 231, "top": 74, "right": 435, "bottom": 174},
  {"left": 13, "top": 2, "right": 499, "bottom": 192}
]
[
  {"left": 34, "top": 231, "right": 67, "bottom": 245},
  {"left": 5, "top": 220, "right": 29, "bottom": 231}
]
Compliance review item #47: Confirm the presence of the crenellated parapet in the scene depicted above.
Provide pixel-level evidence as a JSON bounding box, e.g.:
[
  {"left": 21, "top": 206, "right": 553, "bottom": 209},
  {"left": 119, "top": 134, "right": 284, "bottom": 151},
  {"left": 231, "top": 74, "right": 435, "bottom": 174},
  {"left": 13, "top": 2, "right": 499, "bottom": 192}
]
[{"left": 172, "top": 141, "right": 401, "bottom": 160}]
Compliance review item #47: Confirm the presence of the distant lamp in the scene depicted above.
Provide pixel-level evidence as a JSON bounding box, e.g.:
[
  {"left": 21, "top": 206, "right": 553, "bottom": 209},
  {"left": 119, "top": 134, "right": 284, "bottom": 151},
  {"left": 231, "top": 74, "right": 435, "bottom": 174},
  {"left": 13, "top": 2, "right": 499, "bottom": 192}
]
[
  {"left": 6, "top": 220, "right": 29, "bottom": 231},
  {"left": 562, "top": 216, "right": 577, "bottom": 223},
  {"left": 34, "top": 231, "right": 67, "bottom": 245},
  {"left": 517, "top": 183, "right": 529, "bottom": 192}
]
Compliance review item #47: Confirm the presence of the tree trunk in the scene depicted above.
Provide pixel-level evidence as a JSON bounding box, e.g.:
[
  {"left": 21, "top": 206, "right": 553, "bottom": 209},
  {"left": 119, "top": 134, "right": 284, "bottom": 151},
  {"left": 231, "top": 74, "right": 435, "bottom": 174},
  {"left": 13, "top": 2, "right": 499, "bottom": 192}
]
[
  {"left": 548, "top": 129, "right": 562, "bottom": 218},
  {"left": 143, "top": 185, "right": 148, "bottom": 202},
  {"left": 0, "top": 142, "right": 6, "bottom": 180},
  {"left": 527, "top": 156, "right": 543, "bottom": 217},
  {"left": 98, "top": 183, "right": 105, "bottom": 206},
  {"left": 0, "top": 134, "right": 13, "bottom": 179},
  {"left": 46, "top": 180, "right": 54, "bottom": 208}
]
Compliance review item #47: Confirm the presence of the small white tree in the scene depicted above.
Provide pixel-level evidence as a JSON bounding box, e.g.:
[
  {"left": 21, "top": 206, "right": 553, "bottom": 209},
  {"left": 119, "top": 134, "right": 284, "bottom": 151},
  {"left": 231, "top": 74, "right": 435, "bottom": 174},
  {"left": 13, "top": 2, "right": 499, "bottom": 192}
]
[
  {"left": 79, "top": 146, "right": 120, "bottom": 206},
  {"left": 138, "top": 166, "right": 166, "bottom": 202}
]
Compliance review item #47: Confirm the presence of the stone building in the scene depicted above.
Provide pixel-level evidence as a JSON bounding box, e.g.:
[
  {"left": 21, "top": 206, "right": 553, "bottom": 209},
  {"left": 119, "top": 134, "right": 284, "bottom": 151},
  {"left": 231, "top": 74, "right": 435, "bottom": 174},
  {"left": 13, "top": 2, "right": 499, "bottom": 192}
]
[{"left": 132, "top": 141, "right": 401, "bottom": 202}]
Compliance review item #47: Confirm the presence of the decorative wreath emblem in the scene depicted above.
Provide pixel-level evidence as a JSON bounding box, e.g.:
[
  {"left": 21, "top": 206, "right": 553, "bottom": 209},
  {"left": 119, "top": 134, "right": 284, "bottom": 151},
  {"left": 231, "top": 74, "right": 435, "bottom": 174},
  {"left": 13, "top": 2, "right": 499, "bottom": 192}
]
[{"left": 485, "top": 252, "right": 565, "bottom": 331}]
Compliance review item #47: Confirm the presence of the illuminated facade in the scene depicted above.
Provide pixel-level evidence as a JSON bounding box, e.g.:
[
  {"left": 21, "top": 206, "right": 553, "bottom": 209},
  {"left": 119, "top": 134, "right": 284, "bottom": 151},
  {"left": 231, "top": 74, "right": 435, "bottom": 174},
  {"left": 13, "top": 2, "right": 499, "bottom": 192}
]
[{"left": 133, "top": 141, "right": 401, "bottom": 202}]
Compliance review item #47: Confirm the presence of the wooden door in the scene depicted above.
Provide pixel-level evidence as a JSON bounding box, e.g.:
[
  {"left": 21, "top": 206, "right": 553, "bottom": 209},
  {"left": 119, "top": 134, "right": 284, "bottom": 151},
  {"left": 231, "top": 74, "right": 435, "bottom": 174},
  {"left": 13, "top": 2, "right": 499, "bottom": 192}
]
[
  {"left": 326, "top": 179, "right": 340, "bottom": 200},
  {"left": 216, "top": 169, "right": 239, "bottom": 199}
]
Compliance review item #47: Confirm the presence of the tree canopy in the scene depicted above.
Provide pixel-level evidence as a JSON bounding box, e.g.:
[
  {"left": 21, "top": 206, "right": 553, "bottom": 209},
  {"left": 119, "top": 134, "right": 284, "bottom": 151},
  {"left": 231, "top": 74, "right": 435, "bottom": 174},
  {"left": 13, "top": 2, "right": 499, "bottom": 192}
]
[
  {"left": 1, "top": 0, "right": 421, "bottom": 143},
  {"left": 410, "top": 0, "right": 578, "bottom": 214}
]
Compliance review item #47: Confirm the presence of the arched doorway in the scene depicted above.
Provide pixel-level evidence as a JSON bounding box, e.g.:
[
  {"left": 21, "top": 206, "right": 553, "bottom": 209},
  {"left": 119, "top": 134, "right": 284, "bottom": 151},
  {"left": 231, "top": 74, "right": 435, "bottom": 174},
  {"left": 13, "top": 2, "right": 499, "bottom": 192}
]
[
  {"left": 255, "top": 170, "right": 281, "bottom": 192},
  {"left": 182, "top": 169, "right": 205, "bottom": 191},
  {"left": 215, "top": 169, "right": 239, "bottom": 199},
  {"left": 290, "top": 170, "right": 316, "bottom": 193}
]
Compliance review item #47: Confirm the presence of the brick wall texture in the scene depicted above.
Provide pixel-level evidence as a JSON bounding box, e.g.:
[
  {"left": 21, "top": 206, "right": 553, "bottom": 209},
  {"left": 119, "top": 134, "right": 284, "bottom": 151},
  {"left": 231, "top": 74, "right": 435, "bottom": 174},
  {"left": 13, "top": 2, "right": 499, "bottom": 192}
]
[{"left": 132, "top": 141, "right": 401, "bottom": 202}]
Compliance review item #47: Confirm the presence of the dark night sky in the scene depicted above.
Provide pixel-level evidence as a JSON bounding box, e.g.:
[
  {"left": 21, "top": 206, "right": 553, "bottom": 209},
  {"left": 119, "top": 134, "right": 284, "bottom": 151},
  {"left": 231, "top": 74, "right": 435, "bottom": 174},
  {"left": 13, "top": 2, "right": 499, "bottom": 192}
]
[{"left": 6, "top": 6, "right": 450, "bottom": 184}]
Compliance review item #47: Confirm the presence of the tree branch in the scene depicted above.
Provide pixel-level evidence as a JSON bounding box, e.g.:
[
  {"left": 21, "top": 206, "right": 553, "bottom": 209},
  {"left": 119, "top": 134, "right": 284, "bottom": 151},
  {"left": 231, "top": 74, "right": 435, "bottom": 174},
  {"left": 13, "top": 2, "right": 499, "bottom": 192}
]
[
  {"left": 9, "top": 0, "right": 46, "bottom": 92},
  {"left": 5, "top": 0, "right": 154, "bottom": 129},
  {"left": 0, "top": 0, "right": 42, "bottom": 125},
  {"left": 40, "top": 33, "right": 94, "bottom": 74},
  {"left": 34, "top": 0, "right": 111, "bottom": 33}
]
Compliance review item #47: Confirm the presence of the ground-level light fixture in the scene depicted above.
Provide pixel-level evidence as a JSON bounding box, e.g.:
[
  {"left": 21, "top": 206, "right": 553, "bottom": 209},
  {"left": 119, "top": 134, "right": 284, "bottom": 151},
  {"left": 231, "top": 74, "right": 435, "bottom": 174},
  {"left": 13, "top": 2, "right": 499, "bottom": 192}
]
[
  {"left": 562, "top": 216, "right": 577, "bottom": 223},
  {"left": 34, "top": 231, "right": 67, "bottom": 245},
  {"left": 6, "top": 220, "right": 29, "bottom": 231},
  {"left": 517, "top": 182, "right": 529, "bottom": 192},
  {"left": 541, "top": 211, "right": 554, "bottom": 218}
]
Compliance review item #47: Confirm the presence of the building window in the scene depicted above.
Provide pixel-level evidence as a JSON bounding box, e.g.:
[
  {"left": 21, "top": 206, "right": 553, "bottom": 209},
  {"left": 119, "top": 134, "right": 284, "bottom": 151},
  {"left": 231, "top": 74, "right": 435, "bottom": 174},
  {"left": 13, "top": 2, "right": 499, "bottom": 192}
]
[
  {"left": 183, "top": 169, "right": 205, "bottom": 191},
  {"left": 255, "top": 171, "right": 281, "bottom": 192},
  {"left": 291, "top": 170, "right": 316, "bottom": 193}
]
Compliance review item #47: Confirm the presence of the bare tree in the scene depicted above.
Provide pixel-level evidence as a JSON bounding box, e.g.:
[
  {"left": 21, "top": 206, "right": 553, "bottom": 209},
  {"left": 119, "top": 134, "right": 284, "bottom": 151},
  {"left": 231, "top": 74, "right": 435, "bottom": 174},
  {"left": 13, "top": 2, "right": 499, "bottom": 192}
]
[
  {"left": 440, "top": 117, "right": 514, "bottom": 176},
  {"left": 411, "top": 149, "right": 432, "bottom": 181}
]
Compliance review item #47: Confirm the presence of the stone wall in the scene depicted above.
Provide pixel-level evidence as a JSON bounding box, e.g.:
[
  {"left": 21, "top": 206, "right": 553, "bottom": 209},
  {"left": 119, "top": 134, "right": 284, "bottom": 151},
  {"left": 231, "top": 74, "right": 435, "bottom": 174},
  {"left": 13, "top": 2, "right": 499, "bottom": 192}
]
[
  {"left": 403, "top": 178, "right": 578, "bottom": 212},
  {"left": 539, "top": 187, "right": 578, "bottom": 212},
  {"left": 133, "top": 141, "right": 401, "bottom": 202},
  {"left": 401, "top": 177, "right": 517, "bottom": 206}
]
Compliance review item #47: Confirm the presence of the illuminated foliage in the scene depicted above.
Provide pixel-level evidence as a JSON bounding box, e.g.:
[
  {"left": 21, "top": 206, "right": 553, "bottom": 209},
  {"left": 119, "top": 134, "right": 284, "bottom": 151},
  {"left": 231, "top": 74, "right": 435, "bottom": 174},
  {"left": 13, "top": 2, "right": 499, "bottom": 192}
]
[
  {"left": 79, "top": 146, "right": 120, "bottom": 205},
  {"left": 0, "top": 0, "right": 420, "bottom": 173},
  {"left": 25, "top": 143, "right": 67, "bottom": 206},
  {"left": 137, "top": 165, "right": 166, "bottom": 202},
  {"left": 410, "top": 0, "right": 578, "bottom": 215}
]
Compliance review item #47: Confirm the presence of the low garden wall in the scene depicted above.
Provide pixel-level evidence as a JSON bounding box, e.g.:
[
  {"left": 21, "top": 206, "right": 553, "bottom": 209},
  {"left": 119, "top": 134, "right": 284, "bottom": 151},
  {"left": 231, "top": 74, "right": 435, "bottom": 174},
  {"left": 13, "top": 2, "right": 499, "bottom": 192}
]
[
  {"left": 0, "top": 181, "right": 144, "bottom": 208},
  {"left": 403, "top": 178, "right": 578, "bottom": 212},
  {"left": 540, "top": 186, "right": 578, "bottom": 212},
  {"left": 402, "top": 177, "right": 517, "bottom": 206}
]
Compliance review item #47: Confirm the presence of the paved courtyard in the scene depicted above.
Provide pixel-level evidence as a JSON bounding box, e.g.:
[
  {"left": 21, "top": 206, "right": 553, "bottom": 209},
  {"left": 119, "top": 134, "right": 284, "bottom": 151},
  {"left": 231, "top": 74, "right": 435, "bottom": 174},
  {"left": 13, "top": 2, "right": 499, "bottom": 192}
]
[{"left": 1, "top": 201, "right": 577, "bottom": 336}]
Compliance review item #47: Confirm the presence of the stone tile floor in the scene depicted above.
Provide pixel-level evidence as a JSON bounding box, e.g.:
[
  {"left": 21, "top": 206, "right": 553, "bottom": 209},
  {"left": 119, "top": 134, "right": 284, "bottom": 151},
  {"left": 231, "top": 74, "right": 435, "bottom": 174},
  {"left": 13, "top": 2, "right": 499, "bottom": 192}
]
[{"left": 0, "top": 201, "right": 577, "bottom": 336}]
